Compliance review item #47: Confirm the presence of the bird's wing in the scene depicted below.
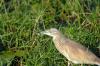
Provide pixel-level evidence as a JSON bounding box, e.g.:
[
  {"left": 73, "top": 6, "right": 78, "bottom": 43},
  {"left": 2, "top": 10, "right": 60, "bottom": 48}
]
[{"left": 62, "top": 38, "right": 98, "bottom": 63}]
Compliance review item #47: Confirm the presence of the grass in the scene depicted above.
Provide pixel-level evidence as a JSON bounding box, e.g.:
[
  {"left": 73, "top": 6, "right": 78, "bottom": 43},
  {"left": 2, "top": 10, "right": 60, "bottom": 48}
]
[{"left": 0, "top": 0, "right": 100, "bottom": 66}]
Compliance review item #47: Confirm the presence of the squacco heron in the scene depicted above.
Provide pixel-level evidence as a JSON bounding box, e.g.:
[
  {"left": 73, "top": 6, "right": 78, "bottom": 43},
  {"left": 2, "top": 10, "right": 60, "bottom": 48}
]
[{"left": 41, "top": 28, "right": 100, "bottom": 66}]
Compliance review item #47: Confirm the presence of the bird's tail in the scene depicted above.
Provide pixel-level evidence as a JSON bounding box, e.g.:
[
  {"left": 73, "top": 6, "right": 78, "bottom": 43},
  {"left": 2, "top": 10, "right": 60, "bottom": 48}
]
[
  {"left": 97, "top": 63, "right": 100, "bottom": 66},
  {"left": 96, "top": 59, "right": 100, "bottom": 66}
]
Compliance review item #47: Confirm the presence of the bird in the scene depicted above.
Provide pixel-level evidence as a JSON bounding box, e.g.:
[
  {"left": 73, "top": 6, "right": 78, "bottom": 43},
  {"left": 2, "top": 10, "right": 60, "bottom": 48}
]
[{"left": 41, "top": 28, "right": 100, "bottom": 66}]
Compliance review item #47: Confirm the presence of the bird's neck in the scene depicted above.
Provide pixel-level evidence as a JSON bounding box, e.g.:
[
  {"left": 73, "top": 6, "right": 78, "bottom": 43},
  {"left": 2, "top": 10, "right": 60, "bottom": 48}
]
[
  {"left": 52, "top": 33, "right": 65, "bottom": 48},
  {"left": 53, "top": 33, "right": 64, "bottom": 40}
]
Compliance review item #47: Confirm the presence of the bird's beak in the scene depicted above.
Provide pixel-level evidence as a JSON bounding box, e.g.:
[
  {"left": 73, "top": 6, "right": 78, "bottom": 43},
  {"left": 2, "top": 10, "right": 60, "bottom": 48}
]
[
  {"left": 40, "top": 31, "right": 45, "bottom": 34},
  {"left": 41, "top": 31, "right": 48, "bottom": 35},
  {"left": 40, "top": 30, "right": 51, "bottom": 36}
]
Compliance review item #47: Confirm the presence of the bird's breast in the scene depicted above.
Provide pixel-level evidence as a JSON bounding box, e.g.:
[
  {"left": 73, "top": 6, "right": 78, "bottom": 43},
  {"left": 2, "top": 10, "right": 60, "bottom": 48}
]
[{"left": 53, "top": 38, "right": 71, "bottom": 61}]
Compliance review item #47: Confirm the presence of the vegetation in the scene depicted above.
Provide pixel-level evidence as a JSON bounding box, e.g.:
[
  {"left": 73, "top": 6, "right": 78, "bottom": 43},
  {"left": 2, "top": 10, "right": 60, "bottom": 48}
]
[{"left": 0, "top": 0, "right": 100, "bottom": 66}]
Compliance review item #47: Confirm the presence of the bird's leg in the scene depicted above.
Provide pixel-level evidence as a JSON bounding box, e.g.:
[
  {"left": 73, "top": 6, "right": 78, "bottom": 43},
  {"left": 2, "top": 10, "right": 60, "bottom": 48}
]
[
  {"left": 81, "top": 64, "right": 82, "bottom": 66},
  {"left": 80, "top": 64, "right": 83, "bottom": 66},
  {"left": 68, "top": 61, "right": 70, "bottom": 66}
]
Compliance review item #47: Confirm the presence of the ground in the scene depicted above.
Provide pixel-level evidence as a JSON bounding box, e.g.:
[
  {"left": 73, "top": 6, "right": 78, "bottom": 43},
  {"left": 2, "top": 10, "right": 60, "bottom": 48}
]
[{"left": 0, "top": 0, "right": 100, "bottom": 66}]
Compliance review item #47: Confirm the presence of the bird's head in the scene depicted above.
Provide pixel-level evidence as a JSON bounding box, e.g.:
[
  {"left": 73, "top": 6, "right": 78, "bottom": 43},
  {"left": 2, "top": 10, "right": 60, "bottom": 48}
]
[{"left": 41, "top": 28, "right": 61, "bottom": 38}]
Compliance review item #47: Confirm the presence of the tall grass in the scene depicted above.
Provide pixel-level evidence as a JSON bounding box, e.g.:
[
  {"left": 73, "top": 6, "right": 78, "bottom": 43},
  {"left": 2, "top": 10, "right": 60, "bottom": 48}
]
[{"left": 0, "top": 0, "right": 100, "bottom": 66}]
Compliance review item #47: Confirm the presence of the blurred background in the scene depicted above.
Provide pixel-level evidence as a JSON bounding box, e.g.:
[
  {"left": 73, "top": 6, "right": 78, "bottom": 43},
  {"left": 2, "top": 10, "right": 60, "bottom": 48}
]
[{"left": 0, "top": 0, "right": 100, "bottom": 66}]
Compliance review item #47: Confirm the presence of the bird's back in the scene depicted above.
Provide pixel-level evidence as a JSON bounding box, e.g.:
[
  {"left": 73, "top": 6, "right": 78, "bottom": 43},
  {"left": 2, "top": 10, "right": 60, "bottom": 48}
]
[{"left": 53, "top": 35, "right": 100, "bottom": 65}]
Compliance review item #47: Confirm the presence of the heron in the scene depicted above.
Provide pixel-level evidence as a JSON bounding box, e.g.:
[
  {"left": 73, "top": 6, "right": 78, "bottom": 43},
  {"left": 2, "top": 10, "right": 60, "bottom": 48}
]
[{"left": 41, "top": 28, "right": 100, "bottom": 66}]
